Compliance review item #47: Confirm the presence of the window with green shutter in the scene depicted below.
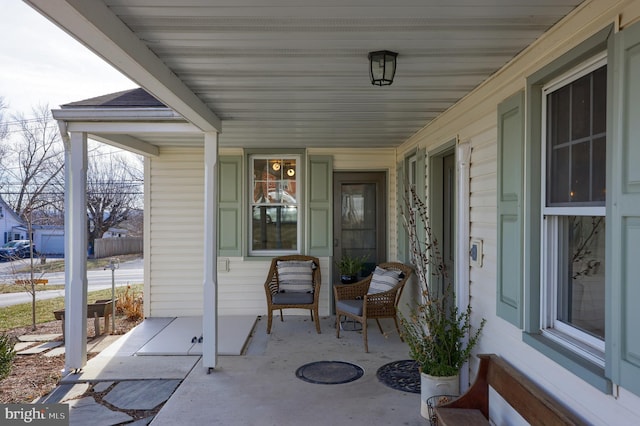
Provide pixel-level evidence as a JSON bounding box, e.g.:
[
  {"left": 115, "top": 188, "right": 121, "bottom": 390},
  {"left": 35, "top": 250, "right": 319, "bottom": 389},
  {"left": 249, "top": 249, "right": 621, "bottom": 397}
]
[{"left": 513, "top": 23, "right": 640, "bottom": 396}]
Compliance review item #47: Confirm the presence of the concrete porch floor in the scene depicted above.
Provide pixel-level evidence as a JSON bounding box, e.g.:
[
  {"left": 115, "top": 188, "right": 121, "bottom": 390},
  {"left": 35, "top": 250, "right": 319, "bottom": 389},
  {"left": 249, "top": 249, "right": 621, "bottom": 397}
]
[{"left": 48, "top": 315, "right": 426, "bottom": 425}]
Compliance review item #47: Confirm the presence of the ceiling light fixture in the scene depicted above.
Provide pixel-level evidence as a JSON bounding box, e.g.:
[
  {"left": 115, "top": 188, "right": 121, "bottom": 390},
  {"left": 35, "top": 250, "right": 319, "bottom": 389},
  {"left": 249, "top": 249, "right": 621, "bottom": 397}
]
[{"left": 368, "top": 50, "right": 398, "bottom": 86}]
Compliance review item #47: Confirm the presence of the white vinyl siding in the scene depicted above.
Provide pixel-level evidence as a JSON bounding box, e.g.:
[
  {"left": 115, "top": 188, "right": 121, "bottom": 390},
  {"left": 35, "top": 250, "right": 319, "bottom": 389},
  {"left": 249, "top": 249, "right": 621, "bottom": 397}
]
[
  {"left": 148, "top": 148, "right": 334, "bottom": 317},
  {"left": 395, "top": 2, "right": 640, "bottom": 424},
  {"left": 148, "top": 147, "right": 205, "bottom": 316},
  {"left": 469, "top": 127, "right": 498, "bottom": 294}
]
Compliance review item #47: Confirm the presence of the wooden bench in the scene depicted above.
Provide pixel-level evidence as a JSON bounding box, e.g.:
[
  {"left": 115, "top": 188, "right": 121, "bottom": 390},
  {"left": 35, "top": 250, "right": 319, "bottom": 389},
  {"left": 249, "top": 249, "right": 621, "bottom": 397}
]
[
  {"left": 434, "top": 353, "right": 586, "bottom": 425},
  {"left": 53, "top": 298, "right": 118, "bottom": 340},
  {"left": 15, "top": 279, "right": 48, "bottom": 285}
]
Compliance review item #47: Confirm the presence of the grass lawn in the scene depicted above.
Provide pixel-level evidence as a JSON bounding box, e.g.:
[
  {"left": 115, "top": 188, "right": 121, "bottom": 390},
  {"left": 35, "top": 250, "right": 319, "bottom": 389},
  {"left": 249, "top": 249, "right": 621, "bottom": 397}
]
[
  {"left": 0, "top": 283, "right": 143, "bottom": 332},
  {"left": 0, "top": 284, "right": 66, "bottom": 294}
]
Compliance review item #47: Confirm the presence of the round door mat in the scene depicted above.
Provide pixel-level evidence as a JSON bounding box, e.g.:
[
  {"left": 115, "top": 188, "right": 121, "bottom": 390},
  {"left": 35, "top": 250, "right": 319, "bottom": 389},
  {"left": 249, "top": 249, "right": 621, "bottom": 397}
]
[
  {"left": 296, "top": 361, "right": 364, "bottom": 385},
  {"left": 376, "top": 360, "right": 420, "bottom": 393}
]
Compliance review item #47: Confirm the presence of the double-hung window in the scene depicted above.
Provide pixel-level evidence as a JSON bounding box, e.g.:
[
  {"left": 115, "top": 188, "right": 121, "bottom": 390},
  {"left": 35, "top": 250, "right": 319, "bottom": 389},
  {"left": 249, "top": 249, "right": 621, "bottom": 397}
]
[
  {"left": 540, "top": 55, "right": 607, "bottom": 363},
  {"left": 250, "top": 155, "right": 300, "bottom": 254}
]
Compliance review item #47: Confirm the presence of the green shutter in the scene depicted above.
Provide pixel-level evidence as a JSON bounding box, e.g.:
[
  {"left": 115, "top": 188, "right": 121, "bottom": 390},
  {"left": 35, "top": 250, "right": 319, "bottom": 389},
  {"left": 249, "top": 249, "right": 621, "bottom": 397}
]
[
  {"left": 218, "top": 156, "right": 242, "bottom": 256},
  {"left": 497, "top": 91, "right": 525, "bottom": 327},
  {"left": 607, "top": 21, "right": 640, "bottom": 396},
  {"left": 307, "top": 155, "right": 332, "bottom": 256},
  {"left": 397, "top": 160, "right": 406, "bottom": 262}
]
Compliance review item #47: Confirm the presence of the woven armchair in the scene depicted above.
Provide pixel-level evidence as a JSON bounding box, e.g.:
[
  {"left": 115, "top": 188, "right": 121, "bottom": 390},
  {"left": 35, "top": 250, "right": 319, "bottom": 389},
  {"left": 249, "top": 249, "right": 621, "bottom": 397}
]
[
  {"left": 334, "top": 262, "right": 413, "bottom": 352},
  {"left": 264, "top": 255, "right": 322, "bottom": 334}
]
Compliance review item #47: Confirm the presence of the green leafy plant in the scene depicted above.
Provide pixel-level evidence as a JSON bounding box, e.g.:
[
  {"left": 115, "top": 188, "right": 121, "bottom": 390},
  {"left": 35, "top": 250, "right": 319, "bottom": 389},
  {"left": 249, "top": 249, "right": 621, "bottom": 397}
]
[
  {"left": 335, "top": 254, "right": 368, "bottom": 277},
  {"left": 400, "top": 290, "right": 485, "bottom": 376},
  {"left": 0, "top": 333, "right": 17, "bottom": 380},
  {"left": 399, "top": 184, "right": 486, "bottom": 377}
]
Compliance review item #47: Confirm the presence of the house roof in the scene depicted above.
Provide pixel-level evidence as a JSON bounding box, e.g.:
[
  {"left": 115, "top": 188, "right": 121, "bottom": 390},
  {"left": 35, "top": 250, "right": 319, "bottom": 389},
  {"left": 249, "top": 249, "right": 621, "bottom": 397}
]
[
  {"left": 62, "top": 88, "right": 166, "bottom": 109},
  {"left": 0, "top": 195, "right": 24, "bottom": 224},
  {"left": 35, "top": 0, "right": 586, "bottom": 149}
]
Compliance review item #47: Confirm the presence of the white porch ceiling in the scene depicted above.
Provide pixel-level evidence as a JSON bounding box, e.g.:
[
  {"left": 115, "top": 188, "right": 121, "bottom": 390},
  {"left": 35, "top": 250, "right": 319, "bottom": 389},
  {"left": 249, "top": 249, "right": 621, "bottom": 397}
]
[{"left": 27, "top": 0, "right": 584, "bottom": 149}]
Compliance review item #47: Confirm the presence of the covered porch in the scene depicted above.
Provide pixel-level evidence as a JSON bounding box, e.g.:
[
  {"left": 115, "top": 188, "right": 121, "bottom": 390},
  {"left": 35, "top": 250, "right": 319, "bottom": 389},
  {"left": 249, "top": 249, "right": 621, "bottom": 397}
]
[{"left": 44, "top": 316, "right": 423, "bottom": 425}]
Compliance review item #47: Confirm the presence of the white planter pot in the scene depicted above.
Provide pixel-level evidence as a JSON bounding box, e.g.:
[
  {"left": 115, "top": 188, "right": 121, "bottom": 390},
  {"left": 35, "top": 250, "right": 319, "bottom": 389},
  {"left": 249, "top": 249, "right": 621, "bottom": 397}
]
[{"left": 419, "top": 372, "right": 460, "bottom": 419}]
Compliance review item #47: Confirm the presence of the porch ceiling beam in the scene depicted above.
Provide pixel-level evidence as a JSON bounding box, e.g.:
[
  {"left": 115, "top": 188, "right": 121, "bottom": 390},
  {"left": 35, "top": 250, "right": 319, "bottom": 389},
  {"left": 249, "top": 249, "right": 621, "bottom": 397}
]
[
  {"left": 24, "top": 0, "right": 222, "bottom": 133},
  {"left": 52, "top": 108, "right": 185, "bottom": 122},
  {"left": 89, "top": 133, "right": 160, "bottom": 158},
  {"left": 66, "top": 121, "right": 202, "bottom": 134}
]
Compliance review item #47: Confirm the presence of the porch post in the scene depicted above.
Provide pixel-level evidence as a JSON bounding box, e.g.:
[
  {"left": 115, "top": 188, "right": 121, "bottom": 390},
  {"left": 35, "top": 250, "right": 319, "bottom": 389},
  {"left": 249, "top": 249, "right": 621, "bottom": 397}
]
[
  {"left": 456, "top": 141, "right": 471, "bottom": 391},
  {"left": 63, "top": 131, "right": 88, "bottom": 372},
  {"left": 203, "top": 131, "right": 219, "bottom": 371}
]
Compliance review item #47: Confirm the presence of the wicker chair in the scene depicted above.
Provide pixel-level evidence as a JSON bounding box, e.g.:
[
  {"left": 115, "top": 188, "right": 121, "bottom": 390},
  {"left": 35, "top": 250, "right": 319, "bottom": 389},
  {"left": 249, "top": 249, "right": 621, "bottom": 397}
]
[
  {"left": 334, "top": 262, "right": 413, "bottom": 352},
  {"left": 264, "top": 255, "right": 322, "bottom": 334}
]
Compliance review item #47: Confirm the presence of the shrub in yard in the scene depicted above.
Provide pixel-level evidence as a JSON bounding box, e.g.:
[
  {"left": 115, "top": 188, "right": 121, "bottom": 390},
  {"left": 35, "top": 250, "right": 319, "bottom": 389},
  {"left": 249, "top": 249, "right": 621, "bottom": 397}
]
[
  {"left": 117, "top": 285, "right": 143, "bottom": 321},
  {"left": 0, "top": 334, "right": 17, "bottom": 380}
]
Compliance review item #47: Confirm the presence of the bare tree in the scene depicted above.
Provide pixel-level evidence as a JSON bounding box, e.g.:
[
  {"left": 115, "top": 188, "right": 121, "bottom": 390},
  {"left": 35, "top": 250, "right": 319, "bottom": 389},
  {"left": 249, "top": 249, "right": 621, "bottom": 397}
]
[
  {"left": 87, "top": 148, "right": 143, "bottom": 255},
  {"left": 0, "top": 98, "right": 9, "bottom": 164},
  {"left": 0, "top": 104, "right": 65, "bottom": 216},
  {"left": 0, "top": 104, "right": 64, "bottom": 329},
  {"left": 0, "top": 97, "right": 8, "bottom": 142}
]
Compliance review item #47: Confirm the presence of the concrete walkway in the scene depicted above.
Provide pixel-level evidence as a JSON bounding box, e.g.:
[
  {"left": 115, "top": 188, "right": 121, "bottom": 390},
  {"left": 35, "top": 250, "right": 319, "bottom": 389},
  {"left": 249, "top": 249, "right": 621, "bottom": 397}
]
[{"left": 38, "top": 315, "right": 427, "bottom": 425}]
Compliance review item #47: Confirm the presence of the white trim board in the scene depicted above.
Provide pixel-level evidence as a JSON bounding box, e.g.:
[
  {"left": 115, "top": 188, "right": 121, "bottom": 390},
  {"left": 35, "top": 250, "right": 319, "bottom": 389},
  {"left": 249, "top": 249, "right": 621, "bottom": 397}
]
[{"left": 136, "top": 316, "right": 257, "bottom": 356}]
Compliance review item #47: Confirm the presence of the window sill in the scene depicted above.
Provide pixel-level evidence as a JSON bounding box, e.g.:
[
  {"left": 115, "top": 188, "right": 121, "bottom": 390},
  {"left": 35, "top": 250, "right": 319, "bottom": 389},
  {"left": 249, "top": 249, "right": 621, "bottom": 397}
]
[{"left": 523, "top": 331, "right": 612, "bottom": 394}]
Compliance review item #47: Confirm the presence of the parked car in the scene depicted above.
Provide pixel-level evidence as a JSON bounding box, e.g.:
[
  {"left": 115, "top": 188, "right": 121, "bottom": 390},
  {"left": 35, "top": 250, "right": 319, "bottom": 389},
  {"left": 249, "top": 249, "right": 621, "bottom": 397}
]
[{"left": 0, "top": 240, "right": 38, "bottom": 261}]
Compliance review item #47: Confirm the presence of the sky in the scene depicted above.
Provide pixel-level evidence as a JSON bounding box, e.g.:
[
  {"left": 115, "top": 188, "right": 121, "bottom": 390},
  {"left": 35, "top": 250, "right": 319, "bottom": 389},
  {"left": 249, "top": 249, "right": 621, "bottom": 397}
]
[{"left": 0, "top": 0, "right": 136, "bottom": 118}]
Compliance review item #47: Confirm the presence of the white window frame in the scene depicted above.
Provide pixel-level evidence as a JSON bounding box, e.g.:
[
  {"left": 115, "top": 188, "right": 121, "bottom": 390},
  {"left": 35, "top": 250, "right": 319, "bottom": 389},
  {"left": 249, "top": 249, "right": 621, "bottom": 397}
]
[
  {"left": 249, "top": 154, "right": 301, "bottom": 256},
  {"left": 539, "top": 54, "right": 607, "bottom": 366}
]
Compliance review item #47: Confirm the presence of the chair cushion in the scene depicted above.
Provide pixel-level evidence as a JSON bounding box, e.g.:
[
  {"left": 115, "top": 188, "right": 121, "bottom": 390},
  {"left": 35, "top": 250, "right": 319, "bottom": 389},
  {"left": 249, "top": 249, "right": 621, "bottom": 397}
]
[
  {"left": 336, "top": 299, "right": 363, "bottom": 316},
  {"left": 277, "top": 260, "right": 315, "bottom": 293},
  {"left": 367, "top": 266, "right": 402, "bottom": 294},
  {"left": 272, "top": 292, "right": 314, "bottom": 305}
]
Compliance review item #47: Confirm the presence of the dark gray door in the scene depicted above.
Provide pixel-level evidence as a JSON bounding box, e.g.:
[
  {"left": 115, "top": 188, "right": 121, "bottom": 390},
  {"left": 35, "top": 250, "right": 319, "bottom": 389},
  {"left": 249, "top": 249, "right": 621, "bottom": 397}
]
[{"left": 333, "top": 172, "right": 386, "bottom": 284}]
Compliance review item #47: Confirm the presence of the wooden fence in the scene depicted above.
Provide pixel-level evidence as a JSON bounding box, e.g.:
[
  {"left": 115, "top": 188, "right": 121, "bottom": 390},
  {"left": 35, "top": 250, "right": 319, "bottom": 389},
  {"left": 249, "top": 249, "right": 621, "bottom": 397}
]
[{"left": 94, "top": 237, "right": 143, "bottom": 258}]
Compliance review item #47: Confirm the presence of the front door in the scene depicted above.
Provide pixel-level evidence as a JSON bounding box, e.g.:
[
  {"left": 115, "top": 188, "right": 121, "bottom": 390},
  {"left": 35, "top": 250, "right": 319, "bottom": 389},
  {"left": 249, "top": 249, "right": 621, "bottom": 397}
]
[{"left": 333, "top": 172, "right": 386, "bottom": 284}]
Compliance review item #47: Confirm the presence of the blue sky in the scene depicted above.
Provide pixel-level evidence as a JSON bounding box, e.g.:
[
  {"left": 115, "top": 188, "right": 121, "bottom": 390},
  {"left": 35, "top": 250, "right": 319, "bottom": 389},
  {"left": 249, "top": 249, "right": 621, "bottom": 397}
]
[{"left": 0, "top": 0, "right": 135, "bottom": 117}]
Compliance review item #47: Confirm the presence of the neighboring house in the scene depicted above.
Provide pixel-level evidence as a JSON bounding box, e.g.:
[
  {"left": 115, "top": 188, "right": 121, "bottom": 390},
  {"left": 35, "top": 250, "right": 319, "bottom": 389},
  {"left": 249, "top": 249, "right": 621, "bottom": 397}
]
[
  {"left": 7, "top": 223, "right": 65, "bottom": 258},
  {"left": 102, "top": 228, "right": 128, "bottom": 238},
  {"left": 31, "top": 0, "right": 640, "bottom": 423},
  {"left": 32, "top": 226, "right": 65, "bottom": 257},
  {"left": 0, "top": 197, "right": 65, "bottom": 257},
  {"left": 0, "top": 196, "right": 28, "bottom": 243}
]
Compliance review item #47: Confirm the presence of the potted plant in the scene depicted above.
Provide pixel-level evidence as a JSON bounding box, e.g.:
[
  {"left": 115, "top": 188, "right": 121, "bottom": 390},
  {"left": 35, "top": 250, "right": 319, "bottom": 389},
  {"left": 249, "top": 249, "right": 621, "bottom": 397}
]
[
  {"left": 399, "top": 184, "right": 485, "bottom": 419},
  {"left": 335, "top": 254, "right": 368, "bottom": 284}
]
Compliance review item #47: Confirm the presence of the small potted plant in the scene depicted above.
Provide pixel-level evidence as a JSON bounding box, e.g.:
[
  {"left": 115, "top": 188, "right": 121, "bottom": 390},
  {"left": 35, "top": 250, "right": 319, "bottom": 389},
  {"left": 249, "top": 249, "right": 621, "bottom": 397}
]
[
  {"left": 336, "top": 254, "right": 368, "bottom": 284},
  {"left": 399, "top": 289, "right": 485, "bottom": 418}
]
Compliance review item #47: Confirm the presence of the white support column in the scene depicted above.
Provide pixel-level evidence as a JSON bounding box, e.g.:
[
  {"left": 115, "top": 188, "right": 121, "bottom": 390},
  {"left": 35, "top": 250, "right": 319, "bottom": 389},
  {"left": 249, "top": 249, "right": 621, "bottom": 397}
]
[
  {"left": 202, "top": 132, "right": 219, "bottom": 371},
  {"left": 63, "top": 131, "right": 88, "bottom": 372},
  {"left": 456, "top": 141, "right": 472, "bottom": 391}
]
